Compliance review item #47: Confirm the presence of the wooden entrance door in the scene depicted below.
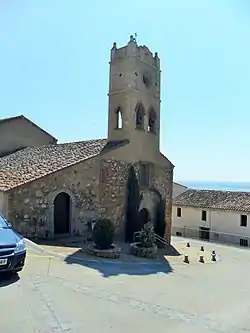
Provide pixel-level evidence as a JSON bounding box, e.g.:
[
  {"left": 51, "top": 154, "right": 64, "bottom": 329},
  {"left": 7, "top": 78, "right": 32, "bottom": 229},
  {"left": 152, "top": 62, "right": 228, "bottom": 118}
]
[
  {"left": 54, "top": 192, "right": 70, "bottom": 235},
  {"left": 199, "top": 226, "right": 210, "bottom": 240}
]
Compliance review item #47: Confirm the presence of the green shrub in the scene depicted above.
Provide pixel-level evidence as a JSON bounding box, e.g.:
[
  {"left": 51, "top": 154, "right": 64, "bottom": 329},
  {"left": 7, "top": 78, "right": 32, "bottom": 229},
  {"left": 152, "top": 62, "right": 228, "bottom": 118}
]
[
  {"left": 92, "top": 218, "right": 115, "bottom": 250},
  {"left": 139, "top": 222, "right": 155, "bottom": 248}
]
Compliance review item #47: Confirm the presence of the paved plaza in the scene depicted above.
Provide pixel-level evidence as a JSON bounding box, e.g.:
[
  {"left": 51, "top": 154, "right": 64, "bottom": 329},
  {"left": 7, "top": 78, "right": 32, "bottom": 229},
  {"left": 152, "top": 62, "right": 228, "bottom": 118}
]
[{"left": 1, "top": 237, "right": 250, "bottom": 332}]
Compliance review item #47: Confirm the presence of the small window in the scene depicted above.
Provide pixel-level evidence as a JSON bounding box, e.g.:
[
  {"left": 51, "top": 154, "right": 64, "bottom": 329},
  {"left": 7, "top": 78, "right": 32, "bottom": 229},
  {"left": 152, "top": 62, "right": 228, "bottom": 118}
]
[
  {"left": 240, "top": 238, "right": 248, "bottom": 247},
  {"left": 139, "top": 163, "right": 150, "bottom": 187},
  {"left": 115, "top": 107, "right": 123, "bottom": 129},
  {"left": 177, "top": 207, "right": 181, "bottom": 217},
  {"left": 148, "top": 107, "right": 156, "bottom": 133},
  {"left": 135, "top": 103, "right": 145, "bottom": 130},
  {"left": 241, "top": 215, "right": 247, "bottom": 227},
  {"left": 201, "top": 210, "right": 207, "bottom": 221},
  {"left": 176, "top": 232, "right": 182, "bottom": 236}
]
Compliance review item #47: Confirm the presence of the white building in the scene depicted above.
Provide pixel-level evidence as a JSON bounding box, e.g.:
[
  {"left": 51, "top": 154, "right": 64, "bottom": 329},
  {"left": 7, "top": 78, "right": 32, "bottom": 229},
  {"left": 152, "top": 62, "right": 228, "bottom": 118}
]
[{"left": 172, "top": 189, "right": 250, "bottom": 247}]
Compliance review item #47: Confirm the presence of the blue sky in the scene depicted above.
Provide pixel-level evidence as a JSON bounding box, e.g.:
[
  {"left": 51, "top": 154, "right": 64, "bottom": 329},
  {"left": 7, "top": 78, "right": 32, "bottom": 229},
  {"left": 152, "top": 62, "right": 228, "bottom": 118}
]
[{"left": 1, "top": 0, "right": 250, "bottom": 182}]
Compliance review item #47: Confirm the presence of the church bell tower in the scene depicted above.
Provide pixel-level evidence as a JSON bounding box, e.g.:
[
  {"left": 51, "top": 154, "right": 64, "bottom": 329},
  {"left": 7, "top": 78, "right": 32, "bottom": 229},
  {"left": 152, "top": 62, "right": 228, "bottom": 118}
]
[{"left": 107, "top": 35, "right": 161, "bottom": 153}]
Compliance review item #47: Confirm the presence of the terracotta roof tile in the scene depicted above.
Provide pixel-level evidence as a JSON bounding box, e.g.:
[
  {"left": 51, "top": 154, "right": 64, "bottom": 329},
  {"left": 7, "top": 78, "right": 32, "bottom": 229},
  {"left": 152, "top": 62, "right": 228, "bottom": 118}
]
[
  {"left": 0, "top": 139, "right": 128, "bottom": 191},
  {"left": 173, "top": 189, "right": 250, "bottom": 213}
]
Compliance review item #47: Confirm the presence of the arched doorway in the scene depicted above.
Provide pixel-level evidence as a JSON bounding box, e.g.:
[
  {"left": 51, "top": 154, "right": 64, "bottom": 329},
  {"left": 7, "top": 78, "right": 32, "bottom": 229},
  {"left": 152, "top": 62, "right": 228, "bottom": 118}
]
[
  {"left": 53, "top": 192, "right": 70, "bottom": 235},
  {"left": 139, "top": 208, "right": 150, "bottom": 228},
  {"left": 139, "top": 191, "right": 159, "bottom": 227}
]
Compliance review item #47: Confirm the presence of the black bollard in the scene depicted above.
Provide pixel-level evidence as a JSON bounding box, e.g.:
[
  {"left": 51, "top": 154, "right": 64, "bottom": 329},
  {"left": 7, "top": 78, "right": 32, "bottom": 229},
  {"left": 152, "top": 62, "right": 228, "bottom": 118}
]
[
  {"left": 199, "top": 255, "right": 204, "bottom": 263},
  {"left": 186, "top": 242, "right": 190, "bottom": 248},
  {"left": 184, "top": 255, "right": 189, "bottom": 263},
  {"left": 211, "top": 253, "right": 216, "bottom": 262},
  {"left": 200, "top": 245, "right": 204, "bottom": 251},
  {"left": 212, "top": 250, "right": 216, "bottom": 255}
]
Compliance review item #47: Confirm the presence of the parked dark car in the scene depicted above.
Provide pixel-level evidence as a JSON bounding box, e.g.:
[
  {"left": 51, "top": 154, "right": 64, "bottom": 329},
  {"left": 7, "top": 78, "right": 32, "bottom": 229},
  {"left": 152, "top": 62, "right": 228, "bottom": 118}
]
[{"left": 0, "top": 213, "right": 26, "bottom": 274}]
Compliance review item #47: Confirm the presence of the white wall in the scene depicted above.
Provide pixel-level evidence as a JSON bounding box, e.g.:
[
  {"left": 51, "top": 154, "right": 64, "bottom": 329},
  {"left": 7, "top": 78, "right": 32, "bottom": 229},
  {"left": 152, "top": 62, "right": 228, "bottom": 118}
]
[
  {"left": 173, "top": 205, "right": 211, "bottom": 229},
  {"left": 0, "top": 191, "right": 8, "bottom": 217},
  {"left": 173, "top": 182, "right": 188, "bottom": 198},
  {"left": 211, "top": 210, "right": 250, "bottom": 236},
  {"left": 172, "top": 205, "right": 250, "bottom": 245}
]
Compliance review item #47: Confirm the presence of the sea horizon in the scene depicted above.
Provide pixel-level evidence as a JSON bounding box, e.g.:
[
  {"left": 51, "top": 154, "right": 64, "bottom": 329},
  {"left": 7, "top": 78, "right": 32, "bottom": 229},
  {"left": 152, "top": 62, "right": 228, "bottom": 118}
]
[{"left": 176, "top": 180, "right": 250, "bottom": 192}]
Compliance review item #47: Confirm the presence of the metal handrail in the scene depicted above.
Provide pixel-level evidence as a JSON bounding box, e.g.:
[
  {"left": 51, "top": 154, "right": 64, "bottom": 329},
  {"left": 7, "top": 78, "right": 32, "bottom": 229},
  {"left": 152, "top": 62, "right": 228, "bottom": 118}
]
[
  {"left": 133, "top": 231, "right": 141, "bottom": 242},
  {"left": 154, "top": 234, "right": 167, "bottom": 246},
  {"left": 133, "top": 231, "right": 167, "bottom": 246}
]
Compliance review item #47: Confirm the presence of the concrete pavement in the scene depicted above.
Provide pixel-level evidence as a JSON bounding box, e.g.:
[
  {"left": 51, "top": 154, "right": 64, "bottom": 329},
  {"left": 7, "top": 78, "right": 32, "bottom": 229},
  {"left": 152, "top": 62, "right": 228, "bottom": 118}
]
[{"left": 0, "top": 238, "right": 250, "bottom": 332}]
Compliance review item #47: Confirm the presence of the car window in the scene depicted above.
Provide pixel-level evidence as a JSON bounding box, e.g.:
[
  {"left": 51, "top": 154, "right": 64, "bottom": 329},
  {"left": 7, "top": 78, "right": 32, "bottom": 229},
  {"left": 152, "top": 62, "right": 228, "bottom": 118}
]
[{"left": 0, "top": 215, "right": 9, "bottom": 228}]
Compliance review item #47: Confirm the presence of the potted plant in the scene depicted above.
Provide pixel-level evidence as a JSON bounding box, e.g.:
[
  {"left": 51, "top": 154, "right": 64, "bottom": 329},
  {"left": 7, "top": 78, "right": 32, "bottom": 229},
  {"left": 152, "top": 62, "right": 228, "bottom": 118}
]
[
  {"left": 92, "top": 218, "right": 114, "bottom": 250},
  {"left": 130, "top": 222, "right": 158, "bottom": 259},
  {"left": 87, "top": 218, "right": 121, "bottom": 259}
]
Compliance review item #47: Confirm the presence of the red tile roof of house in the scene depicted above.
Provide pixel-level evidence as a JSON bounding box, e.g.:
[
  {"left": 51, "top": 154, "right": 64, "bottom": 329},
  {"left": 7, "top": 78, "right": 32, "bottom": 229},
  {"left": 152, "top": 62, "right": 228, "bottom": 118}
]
[{"left": 173, "top": 189, "right": 250, "bottom": 212}]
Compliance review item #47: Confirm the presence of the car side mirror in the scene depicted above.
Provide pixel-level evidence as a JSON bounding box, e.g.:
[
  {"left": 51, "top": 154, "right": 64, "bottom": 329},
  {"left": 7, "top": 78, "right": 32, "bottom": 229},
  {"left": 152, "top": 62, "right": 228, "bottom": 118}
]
[{"left": 8, "top": 223, "right": 12, "bottom": 228}]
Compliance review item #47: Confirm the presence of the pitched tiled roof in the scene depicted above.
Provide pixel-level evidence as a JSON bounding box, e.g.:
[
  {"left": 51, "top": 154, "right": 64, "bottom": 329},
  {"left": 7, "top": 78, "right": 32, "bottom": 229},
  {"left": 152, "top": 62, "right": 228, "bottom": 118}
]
[
  {"left": 173, "top": 189, "right": 250, "bottom": 213},
  {"left": 0, "top": 139, "right": 128, "bottom": 191}
]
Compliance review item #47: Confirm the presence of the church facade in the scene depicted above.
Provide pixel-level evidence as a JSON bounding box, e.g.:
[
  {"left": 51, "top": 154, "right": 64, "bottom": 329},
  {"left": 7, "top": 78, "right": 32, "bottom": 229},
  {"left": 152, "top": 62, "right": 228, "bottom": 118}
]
[{"left": 0, "top": 36, "right": 174, "bottom": 244}]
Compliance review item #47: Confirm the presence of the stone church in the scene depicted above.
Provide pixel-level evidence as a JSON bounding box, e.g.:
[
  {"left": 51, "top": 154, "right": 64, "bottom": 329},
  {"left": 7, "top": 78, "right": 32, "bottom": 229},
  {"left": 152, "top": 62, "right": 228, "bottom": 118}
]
[{"left": 0, "top": 36, "right": 174, "bottom": 244}]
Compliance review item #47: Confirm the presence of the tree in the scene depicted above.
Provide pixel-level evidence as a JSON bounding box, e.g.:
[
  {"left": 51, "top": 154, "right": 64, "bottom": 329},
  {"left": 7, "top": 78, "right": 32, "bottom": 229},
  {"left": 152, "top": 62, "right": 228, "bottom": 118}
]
[
  {"left": 139, "top": 222, "right": 155, "bottom": 248},
  {"left": 154, "top": 196, "right": 166, "bottom": 238},
  {"left": 125, "top": 166, "right": 141, "bottom": 242}
]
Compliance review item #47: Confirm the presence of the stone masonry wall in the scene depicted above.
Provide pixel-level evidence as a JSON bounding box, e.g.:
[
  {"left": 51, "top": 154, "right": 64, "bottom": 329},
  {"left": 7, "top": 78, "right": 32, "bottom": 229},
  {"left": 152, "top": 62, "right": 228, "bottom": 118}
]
[
  {"left": 7, "top": 157, "right": 101, "bottom": 239},
  {"left": 99, "top": 159, "right": 173, "bottom": 244},
  {"left": 133, "top": 162, "right": 173, "bottom": 244},
  {"left": 7, "top": 155, "right": 173, "bottom": 243},
  {"left": 152, "top": 165, "right": 173, "bottom": 245},
  {"left": 99, "top": 159, "right": 131, "bottom": 239}
]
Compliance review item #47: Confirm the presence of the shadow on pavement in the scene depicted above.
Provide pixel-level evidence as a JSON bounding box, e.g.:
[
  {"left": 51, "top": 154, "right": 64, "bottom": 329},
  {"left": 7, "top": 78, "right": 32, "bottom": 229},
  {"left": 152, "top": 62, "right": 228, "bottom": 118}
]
[
  {"left": 30, "top": 235, "right": 87, "bottom": 248},
  {"left": 0, "top": 273, "right": 20, "bottom": 287},
  {"left": 157, "top": 245, "right": 181, "bottom": 260},
  {"left": 64, "top": 249, "right": 173, "bottom": 278},
  {"left": 28, "top": 236, "right": 181, "bottom": 277},
  {"left": 167, "top": 245, "right": 181, "bottom": 256}
]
